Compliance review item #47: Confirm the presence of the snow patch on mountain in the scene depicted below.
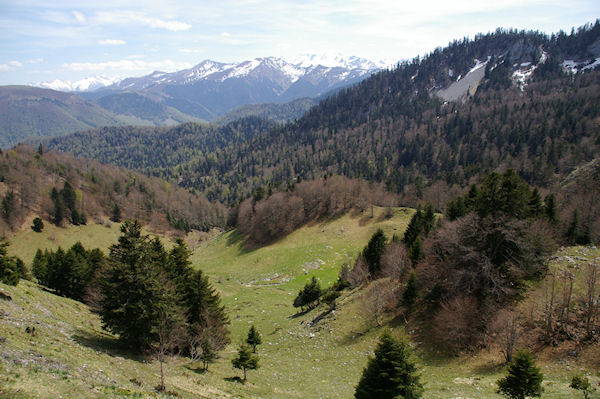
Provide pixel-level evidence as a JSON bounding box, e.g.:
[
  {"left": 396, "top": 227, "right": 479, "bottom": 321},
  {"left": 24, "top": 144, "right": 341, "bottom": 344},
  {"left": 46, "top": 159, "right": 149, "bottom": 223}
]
[{"left": 563, "top": 58, "right": 600, "bottom": 74}]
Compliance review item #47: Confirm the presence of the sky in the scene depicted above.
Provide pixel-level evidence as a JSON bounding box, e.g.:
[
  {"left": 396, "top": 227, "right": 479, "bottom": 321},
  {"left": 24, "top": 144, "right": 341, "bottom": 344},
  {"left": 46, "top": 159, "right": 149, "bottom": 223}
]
[{"left": 0, "top": 0, "right": 599, "bottom": 85}]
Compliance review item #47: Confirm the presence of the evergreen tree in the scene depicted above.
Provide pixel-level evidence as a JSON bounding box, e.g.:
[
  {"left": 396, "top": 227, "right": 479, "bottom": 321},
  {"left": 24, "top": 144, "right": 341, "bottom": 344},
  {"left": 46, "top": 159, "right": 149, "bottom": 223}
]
[
  {"left": 355, "top": 331, "right": 423, "bottom": 399},
  {"left": 403, "top": 209, "right": 423, "bottom": 247},
  {"left": 403, "top": 272, "right": 418, "bottom": 308},
  {"left": 422, "top": 203, "right": 435, "bottom": 235},
  {"left": 246, "top": 325, "right": 262, "bottom": 353},
  {"left": 0, "top": 240, "right": 23, "bottom": 286},
  {"left": 199, "top": 338, "right": 216, "bottom": 371},
  {"left": 544, "top": 193, "right": 558, "bottom": 224},
  {"left": 566, "top": 208, "right": 581, "bottom": 244},
  {"left": 50, "top": 187, "right": 64, "bottom": 225},
  {"left": 408, "top": 237, "right": 424, "bottom": 266},
  {"left": 99, "top": 220, "right": 171, "bottom": 349},
  {"left": 110, "top": 203, "right": 122, "bottom": 223},
  {"left": 31, "top": 217, "right": 44, "bottom": 232},
  {"left": 528, "top": 188, "right": 543, "bottom": 217},
  {"left": 362, "top": 229, "right": 387, "bottom": 275},
  {"left": 497, "top": 350, "right": 543, "bottom": 399},
  {"left": 232, "top": 343, "right": 259, "bottom": 381},
  {"left": 293, "top": 276, "right": 322, "bottom": 311}
]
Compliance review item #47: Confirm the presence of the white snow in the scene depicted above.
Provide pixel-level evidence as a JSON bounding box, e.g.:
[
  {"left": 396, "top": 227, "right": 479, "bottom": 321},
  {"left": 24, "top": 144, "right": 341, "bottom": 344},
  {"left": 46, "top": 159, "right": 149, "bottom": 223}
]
[{"left": 35, "top": 75, "right": 122, "bottom": 92}]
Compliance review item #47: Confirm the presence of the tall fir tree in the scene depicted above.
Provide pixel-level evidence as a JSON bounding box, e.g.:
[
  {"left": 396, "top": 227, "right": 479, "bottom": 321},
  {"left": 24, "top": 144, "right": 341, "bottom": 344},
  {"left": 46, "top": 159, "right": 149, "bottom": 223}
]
[
  {"left": 497, "top": 350, "right": 543, "bottom": 399},
  {"left": 246, "top": 325, "right": 262, "bottom": 353},
  {"left": 355, "top": 331, "right": 423, "bottom": 399},
  {"left": 362, "top": 229, "right": 387, "bottom": 275},
  {"left": 232, "top": 343, "right": 259, "bottom": 381}
]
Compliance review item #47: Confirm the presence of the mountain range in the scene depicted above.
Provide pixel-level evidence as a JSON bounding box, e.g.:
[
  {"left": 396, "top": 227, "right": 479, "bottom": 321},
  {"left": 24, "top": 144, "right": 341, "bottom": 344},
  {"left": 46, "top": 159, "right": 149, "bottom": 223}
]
[
  {"left": 0, "top": 55, "right": 386, "bottom": 147},
  {"left": 38, "top": 22, "right": 600, "bottom": 206}
]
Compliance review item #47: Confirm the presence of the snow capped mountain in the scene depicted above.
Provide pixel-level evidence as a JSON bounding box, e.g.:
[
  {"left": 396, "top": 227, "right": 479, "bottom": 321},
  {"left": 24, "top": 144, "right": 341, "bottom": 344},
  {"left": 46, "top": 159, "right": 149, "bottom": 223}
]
[
  {"left": 35, "top": 76, "right": 121, "bottom": 92},
  {"left": 105, "top": 55, "right": 382, "bottom": 92},
  {"left": 288, "top": 52, "right": 392, "bottom": 70},
  {"left": 29, "top": 54, "right": 389, "bottom": 122}
]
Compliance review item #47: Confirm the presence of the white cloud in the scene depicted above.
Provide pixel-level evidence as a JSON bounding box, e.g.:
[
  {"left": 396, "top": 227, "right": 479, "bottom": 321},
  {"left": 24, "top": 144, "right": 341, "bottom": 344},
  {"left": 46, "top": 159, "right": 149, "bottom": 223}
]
[
  {"left": 179, "top": 48, "right": 199, "bottom": 53},
  {"left": 98, "top": 39, "right": 126, "bottom": 45},
  {"left": 0, "top": 60, "right": 23, "bottom": 71},
  {"left": 96, "top": 11, "right": 191, "bottom": 31},
  {"left": 27, "top": 58, "right": 44, "bottom": 64},
  {"left": 221, "top": 32, "right": 231, "bottom": 37},
  {"left": 61, "top": 59, "right": 193, "bottom": 73},
  {"left": 72, "top": 10, "right": 86, "bottom": 24}
]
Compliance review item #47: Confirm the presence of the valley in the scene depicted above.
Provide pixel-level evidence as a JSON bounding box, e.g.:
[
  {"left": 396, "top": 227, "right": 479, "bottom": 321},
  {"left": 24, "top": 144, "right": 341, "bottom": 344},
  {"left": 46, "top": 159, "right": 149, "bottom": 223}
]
[{"left": 2, "top": 210, "right": 597, "bottom": 398}]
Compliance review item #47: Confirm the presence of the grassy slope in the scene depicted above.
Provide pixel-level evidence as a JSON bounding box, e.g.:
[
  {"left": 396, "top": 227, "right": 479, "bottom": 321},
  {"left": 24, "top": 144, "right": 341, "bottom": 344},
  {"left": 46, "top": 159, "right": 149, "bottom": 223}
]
[{"left": 1, "top": 208, "right": 598, "bottom": 398}]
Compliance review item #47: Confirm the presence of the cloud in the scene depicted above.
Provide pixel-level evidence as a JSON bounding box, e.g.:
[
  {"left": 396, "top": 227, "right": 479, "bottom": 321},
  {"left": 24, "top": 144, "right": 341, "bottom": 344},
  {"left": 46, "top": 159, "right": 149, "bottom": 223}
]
[
  {"left": 96, "top": 11, "right": 191, "bottom": 31},
  {"left": 0, "top": 60, "right": 23, "bottom": 71},
  {"left": 72, "top": 10, "right": 86, "bottom": 24},
  {"left": 61, "top": 59, "right": 193, "bottom": 73},
  {"left": 98, "top": 39, "right": 126, "bottom": 45},
  {"left": 27, "top": 58, "right": 44, "bottom": 64},
  {"left": 179, "top": 48, "right": 199, "bottom": 53}
]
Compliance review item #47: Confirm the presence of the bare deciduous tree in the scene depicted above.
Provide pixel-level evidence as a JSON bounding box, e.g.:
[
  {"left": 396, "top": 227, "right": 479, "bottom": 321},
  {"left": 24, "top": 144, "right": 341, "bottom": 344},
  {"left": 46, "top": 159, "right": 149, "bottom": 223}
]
[
  {"left": 583, "top": 262, "right": 599, "bottom": 339},
  {"left": 361, "top": 279, "right": 396, "bottom": 327},
  {"left": 490, "top": 309, "right": 522, "bottom": 363},
  {"left": 380, "top": 242, "right": 409, "bottom": 281}
]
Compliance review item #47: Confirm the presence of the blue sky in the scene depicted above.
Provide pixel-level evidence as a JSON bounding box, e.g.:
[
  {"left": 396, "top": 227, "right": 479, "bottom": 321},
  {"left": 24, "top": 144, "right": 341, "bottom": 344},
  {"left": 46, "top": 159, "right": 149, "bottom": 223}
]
[{"left": 0, "top": 0, "right": 598, "bottom": 85}]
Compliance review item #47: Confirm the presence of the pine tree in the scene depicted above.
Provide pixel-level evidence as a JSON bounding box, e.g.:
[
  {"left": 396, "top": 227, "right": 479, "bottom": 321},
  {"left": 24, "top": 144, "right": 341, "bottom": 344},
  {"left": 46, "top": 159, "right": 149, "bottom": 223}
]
[
  {"left": 31, "top": 217, "right": 44, "bottom": 232},
  {"left": 0, "top": 240, "right": 23, "bottom": 286},
  {"left": 355, "top": 331, "right": 423, "bottom": 399},
  {"left": 403, "top": 272, "right": 418, "bottom": 308},
  {"left": 528, "top": 188, "right": 543, "bottom": 217},
  {"left": 408, "top": 237, "right": 424, "bottom": 266},
  {"left": 567, "top": 208, "right": 581, "bottom": 244},
  {"left": 246, "top": 325, "right": 262, "bottom": 353},
  {"left": 544, "top": 193, "right": 558, "bottom": 224},
  {"left": 232, "top": 343, "right": 259, "bottom": 381},
  {"left": 110, "top": 203, "right": 122, "bottom": 223},
  {"left": 99, "top": 220, "right": 171, "bottom": 349},
  {"left": 362, "top": 229, "right": 387, "bottom": 275},
  {"left": 497, "top": 350, "right": 543, "bottom": 399}
]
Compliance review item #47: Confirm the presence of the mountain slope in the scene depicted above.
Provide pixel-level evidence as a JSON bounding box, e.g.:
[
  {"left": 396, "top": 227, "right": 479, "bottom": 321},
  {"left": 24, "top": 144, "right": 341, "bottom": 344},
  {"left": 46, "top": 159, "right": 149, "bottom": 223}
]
[
  {"left": 2, "top": 209, "right": 596, "bottom": 399},
  {"left": 0, "top": 86, "right": 123, "bottom": 148},
  {"left": 0, "top": 144, "right": 226, "bottom": 235},
  {"left": 43, "top": 23, "right": 600, "bottom": 205}
]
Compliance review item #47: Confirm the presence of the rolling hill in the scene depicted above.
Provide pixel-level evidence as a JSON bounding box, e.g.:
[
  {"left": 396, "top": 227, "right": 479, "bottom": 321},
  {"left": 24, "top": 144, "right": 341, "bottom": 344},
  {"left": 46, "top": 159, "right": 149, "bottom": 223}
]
[{"left": 0, "top": 86, "right": 122, "bottom": 148}]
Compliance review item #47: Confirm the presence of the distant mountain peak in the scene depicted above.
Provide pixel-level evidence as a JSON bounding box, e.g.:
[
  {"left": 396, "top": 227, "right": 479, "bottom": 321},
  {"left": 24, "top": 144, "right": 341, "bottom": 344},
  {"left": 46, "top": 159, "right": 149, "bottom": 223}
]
[{"left": 34, "top": 75, "right": 122, "bottom": 92}]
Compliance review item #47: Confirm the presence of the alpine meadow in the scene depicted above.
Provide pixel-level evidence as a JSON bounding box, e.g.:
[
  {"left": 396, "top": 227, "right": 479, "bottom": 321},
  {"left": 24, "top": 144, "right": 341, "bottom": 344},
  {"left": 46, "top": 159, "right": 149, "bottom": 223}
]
[{"left": 1, "top": 7, "right": 600, "bottom": 399}]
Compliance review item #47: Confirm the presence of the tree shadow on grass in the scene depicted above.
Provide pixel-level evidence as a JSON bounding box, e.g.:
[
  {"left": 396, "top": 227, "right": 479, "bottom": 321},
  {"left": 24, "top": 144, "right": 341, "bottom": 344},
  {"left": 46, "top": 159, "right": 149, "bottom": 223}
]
[
  {"left": 72, "top": 329, "right": 145, "bottom": 361},
  {"left": 185, "top": 364, "right": 207, "bottom": 375},
  {"left": 224, "top": 376, "right": 245, "bottom": 384}
]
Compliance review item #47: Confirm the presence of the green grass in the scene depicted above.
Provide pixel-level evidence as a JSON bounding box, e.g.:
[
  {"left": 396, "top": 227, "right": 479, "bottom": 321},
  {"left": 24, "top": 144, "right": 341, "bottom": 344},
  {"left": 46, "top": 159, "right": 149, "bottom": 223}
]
[{"left": 1, "top": 208, "right": 598, "bottom": 398}]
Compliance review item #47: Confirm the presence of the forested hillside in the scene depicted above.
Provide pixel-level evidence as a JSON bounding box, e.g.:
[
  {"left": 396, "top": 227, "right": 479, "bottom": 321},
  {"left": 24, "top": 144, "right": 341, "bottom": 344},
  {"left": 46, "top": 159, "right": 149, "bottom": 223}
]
[
  {"left": 0, "top": 145, "right": 226, "bottom": 235},
  {"left": 41, "top": 23, "right": 600, "bottom": 206}
]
